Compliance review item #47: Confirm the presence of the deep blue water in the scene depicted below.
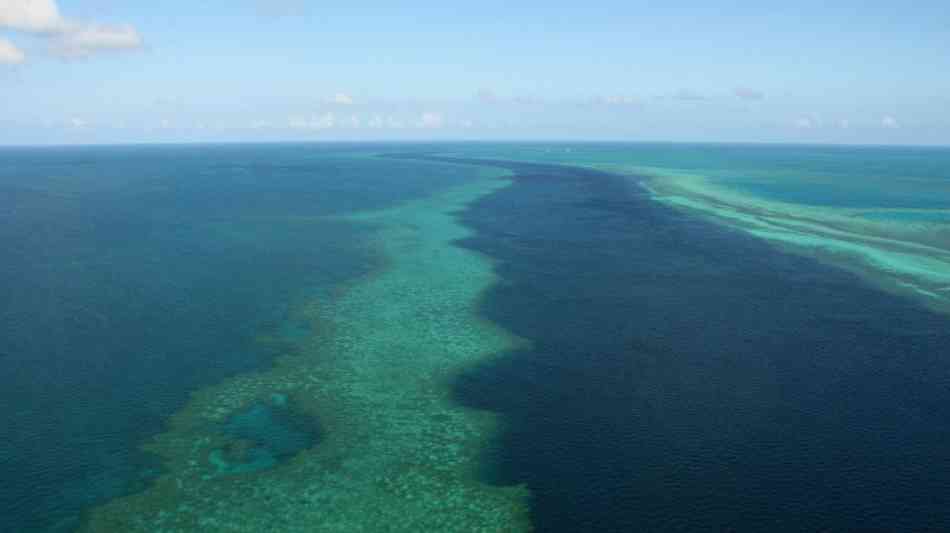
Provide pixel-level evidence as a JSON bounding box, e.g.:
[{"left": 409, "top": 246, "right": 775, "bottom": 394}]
[
  {"left": 447, "top": 156, "right": 950, "bottom": 532},
  {"left": 434, "top": 142, "right": 950, "bottom": 211},
  {"left": 6, "top": 143, "right": 950, "bottom": 532},
  {"left": 0, "top": 144, "right": 483, "bottom": 532}
]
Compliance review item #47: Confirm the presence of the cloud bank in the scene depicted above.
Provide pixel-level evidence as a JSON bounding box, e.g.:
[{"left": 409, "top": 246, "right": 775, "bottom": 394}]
[
  {"left": 52, "top": 24, "right": 142, "bottom": 58},
  {"left": 591, "top": 95, "right": 644, "bottom": 107},
  {"left": 0, "top": 0, "right": 64, "bottom": 32},
  {"left": 286, "top": 111, "right": 448, "bottom": 132},
  {"left": 0, "top": 0, "right": 142, "bottom": 63}
]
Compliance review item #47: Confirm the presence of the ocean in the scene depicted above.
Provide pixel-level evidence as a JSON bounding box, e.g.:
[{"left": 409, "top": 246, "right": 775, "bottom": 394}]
[
  {"left": 0, "top": 144, "right": 494, "bottom": 531},
  {"left": 3, "top": 143, "right": 950, "bottom": 531}
]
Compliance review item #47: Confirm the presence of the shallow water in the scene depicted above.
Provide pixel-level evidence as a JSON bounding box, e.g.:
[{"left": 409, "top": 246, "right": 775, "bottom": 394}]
[
  {"left": 0, "top": 144, "right": 492, "bottom": 531},
  {"left": 434, "top": 142, "right": 950, "bottom": 208},
  {"left": 448, "top": 143, "right": 950, "bottom": 313},
  {"left": 859, "top": 210, "right": 950, "bottom": 222},
  {"left": 5, "top": 143, "right": 950, "bottom": 532},
  {"left": 79, "top": 160, "right": 529, "bottom": 532}
]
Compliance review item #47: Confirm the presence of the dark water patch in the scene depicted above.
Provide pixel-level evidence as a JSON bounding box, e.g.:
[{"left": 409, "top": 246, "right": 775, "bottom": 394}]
[
  {"left": 397, "top": 156, "right": 950, "bottom": 532},
  {"left": 210, "top": 394, "right": 320, "bottom": 476},
  {"left": 0, "top": 207, "right": 369, "bottom": 531}
]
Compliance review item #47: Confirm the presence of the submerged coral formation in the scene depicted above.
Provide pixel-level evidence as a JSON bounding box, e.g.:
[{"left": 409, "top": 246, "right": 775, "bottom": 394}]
[
  {"left": 426, "top": 144, "right": 950, "bottom": 315},
  {"left": 80, "top": 168, "right": 531, "bottom": 532},
  {"left": 638, "top": 170, "right": 950, "bottom": 314},
  {"left": 207, "top": 395, "right": 319, "bottom": 477}
]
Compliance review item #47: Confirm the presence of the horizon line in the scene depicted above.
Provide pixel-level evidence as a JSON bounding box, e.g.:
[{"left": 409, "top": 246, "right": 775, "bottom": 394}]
[{"left": 3, "top": 139, "right": 950, "bottom": 150}]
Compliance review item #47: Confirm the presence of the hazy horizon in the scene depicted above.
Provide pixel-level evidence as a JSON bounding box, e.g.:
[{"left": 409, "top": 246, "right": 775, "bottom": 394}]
[{"left": 4, "top": 139, "right": 950, "bottom": 149}]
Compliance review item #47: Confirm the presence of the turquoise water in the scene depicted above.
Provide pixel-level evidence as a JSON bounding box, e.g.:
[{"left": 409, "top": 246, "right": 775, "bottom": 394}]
[
  {"left": 435, "top": 142, "right": 950, "bottom": 210},
  {"left": 5, "top": 143, "right": 950, "bottom": 532},
  {"left": 0, "top": 143, "right": 501, "bottom": 532},
  {"left": 431, "top": 143, "right": 950, "bottom": 311},
  {"left": 211, "top": 395, "right": 319, "bottom": 476},
  {"left": 859, "top": 211, "right": 950, "bottom": 222},
  {"left": 734, "top": 182, "right": 950, "bottom": 209}
]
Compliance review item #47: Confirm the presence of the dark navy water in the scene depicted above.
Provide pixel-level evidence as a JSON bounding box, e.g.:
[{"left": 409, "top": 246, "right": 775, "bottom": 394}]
[
  {"left": 435, "top": 142, "right": 950, "bottom": 210},
  {"left": 449, "top": 157, "right": 950, "bottom": 532},
  {"left": 6, "top": 144, "right": 950, "bottom": 532},
  {"left": 0, "top": 144, "right": 483, "bottom": 532}
]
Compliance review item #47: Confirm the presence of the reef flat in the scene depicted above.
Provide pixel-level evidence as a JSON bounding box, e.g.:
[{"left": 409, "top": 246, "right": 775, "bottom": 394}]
[
  {"left": 80, "top": 167, "right": 531, "bottom": 532},
  {"left": 423, "top": 143, "right": 950, "bottom": 314},
  {"left": 636, "top": 169, "right": 950, "bottom": 314}
]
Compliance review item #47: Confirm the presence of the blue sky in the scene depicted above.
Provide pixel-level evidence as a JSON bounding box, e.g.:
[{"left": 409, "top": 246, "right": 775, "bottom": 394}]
[{"left": 1, "top": 0, "right": 949, "bottom": 145}]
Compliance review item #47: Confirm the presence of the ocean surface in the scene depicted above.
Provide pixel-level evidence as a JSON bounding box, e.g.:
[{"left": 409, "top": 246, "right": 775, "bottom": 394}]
[
  {"left": 0, "top": 144, "right": 491, "bottom": 531},
  {"left": 3, "top": 143, "right": 950, "bottom": 531},
  {"left": 435, "top": 143, "right": 950, "bottom": 311}
]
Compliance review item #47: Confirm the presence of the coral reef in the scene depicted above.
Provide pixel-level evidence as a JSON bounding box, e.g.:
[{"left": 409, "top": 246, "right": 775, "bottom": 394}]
[{"left": 80, "top": 169, "right": 531, "bottom": 532}]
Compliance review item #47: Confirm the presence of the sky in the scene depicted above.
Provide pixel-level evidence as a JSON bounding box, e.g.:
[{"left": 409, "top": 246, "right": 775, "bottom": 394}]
[{"left": 1, "top": 0, "right": 949, "bottom": 145}]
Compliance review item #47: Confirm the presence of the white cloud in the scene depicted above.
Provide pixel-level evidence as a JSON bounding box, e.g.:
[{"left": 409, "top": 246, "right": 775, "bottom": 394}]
[
  {"left": 0, "top": 0, "right": 142, "bottom": 60},
  {"left": 0, "top": 0, "right": 65, "bottom": 32},
  {"left": 882, "top": 116, "right": 899, "bottom": 129},
  {"left": 52, "top": 24, "right": 142, "bottom": 58},
  {"left": 288, "top": 113, "right": 336, "bottom": 130},
  {"left": 367, "top": 115, "right": 384, "bottom": 129},
  {"left": 592, "top": 95, "right": 643, "bottom": 107},
  {"left": 249, "top": 119, "right": 274, "bottom": 130},
  {"left": 345, "top": 115, "right": 361, "bottom": 128},
  {"left": 331, "top": 93, "right": 354, "bottom": 105},
  {"left": 793, "top": 116, "right": 814, "bottom": 129},
  {"left": 0, "top": 37, "right": 25, "bottom": 64},
  {"left": 284, "top": 112, "right": 449, "bottom": 131},
  {"left": 838, "top": 119, "right": 850, "bottom": 129},
  {"left": 417, "top": 111, "right": 444, "bottom": 129},
  {"left": 793, "top": 113, "right": 824, "bottom": 130},
  {"left": 69, "top": 117, "right": 86, "bottom": 128}
]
